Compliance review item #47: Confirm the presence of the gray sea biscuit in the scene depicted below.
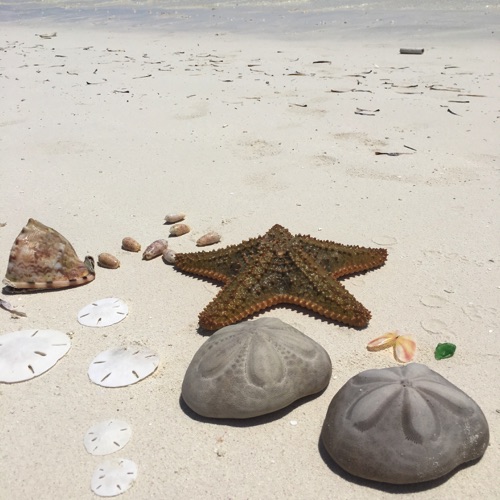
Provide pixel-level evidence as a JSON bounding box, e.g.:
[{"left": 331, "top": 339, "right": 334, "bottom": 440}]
[
  {"left": 321, "top": 363, "right": 489, "bottom": 484},
  {"left": 182, "top": 318, "right": 332, "bottom": 419}
]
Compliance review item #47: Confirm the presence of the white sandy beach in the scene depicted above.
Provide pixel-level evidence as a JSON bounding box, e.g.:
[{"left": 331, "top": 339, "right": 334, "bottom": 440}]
[{"left": 0, "top": 6, "right": 499, "bottom": 499}]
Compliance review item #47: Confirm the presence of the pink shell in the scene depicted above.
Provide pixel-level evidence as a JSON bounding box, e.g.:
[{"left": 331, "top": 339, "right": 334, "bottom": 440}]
[
  {"left": 142, "top": 239, "right": 168, "bottom": 260},
  {"left": 394, "top": 336, "right": 416, "bottom": 363},
  {"left": 366, "top": 333, "right": 398, "bottom": 351},
  {"left": 196, "top": 231, "right": 221, "bottom": 247}
]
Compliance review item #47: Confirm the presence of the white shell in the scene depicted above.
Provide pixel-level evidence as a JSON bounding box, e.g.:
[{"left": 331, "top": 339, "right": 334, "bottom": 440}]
[
  {"left": 0, "top": 329, "right": 71, "bottom": 383},
  {"left": 77, "top": 298, "right": 128, "bottom": 328},
  {"left": 91, "top": 458, "right": 138, "bottom": 497},
  {"left": 162, "top": 249, "right": 176, "bottom": 264},
  {"left": 88, "top": 346, "right": 160, "bottom": 388},
  {"left": 84, "top": 419, "right": 132, "bottom": 456},
  {"left": 164, "top": 213, "right": 185, "bottom": 223}
]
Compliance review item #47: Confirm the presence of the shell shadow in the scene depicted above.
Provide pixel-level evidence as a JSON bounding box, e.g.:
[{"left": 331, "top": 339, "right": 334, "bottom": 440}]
[
  {"left": 2, "top": 285, "right": 71, "bottom": 295},
  {"left": 178, "top": 387, "right": 329, "bottom": 428},
  {"left": 317, "top": 438, "right": 485, "bottom": 492}
]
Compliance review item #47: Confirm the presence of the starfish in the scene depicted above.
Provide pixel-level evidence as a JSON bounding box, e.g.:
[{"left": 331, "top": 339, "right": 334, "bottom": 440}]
[{"left": 175, "top": 224, "right": 387, "bottom": 330}]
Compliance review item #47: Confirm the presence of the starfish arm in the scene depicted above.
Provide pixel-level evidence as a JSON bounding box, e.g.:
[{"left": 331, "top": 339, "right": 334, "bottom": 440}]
[
  {"left": 295, "top": 234, "right": 387, "bottom": 279},
  {"left": 198, "top": 245, "right": 372, "bottom": 330},
  {"left": 175, "top": 235, "right": 264, "bottom": 283}
]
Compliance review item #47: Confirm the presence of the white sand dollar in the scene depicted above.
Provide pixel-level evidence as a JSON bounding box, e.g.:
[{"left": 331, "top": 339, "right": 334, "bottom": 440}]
[
  {"left": 91, "top": 458, "right": 137, "bottom": 497},
  {"left": 84, "top": 420, "right": 132, "bottom": 456},
  {"left": 88, "top": 346, "right": 159, "bottom": 387},
  {"left": 77, "top": 298, "right": 128, "bottom": 327},
  {"left": 0, "top": 329, "right": 71, "bottom": 383}
]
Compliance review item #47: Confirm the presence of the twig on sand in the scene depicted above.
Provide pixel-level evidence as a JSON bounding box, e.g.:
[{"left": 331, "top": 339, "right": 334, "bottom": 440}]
[
  {"left": 355, "top": 107, "right": 379, "bottom": 116},
  {"left": 400, "top": 48, "right": 424, "bottom": 55},
  {"left": 375, "top": 152, "right": 413, "bottom": 156}
]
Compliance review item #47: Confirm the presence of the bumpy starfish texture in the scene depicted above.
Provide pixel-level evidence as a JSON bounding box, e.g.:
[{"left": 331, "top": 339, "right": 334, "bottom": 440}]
[{"left": 175, "top": 224, "right": 387, "bottom": 330}]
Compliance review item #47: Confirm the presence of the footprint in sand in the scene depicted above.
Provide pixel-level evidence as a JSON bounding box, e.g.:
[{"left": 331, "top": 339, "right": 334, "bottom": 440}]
[
  {"left": 174, "top": 100, "right": 209, "bottom": 120},
  {"left": 420, "top": 295, "right": 448, "bottom": 308},
  {"left": 236, "top": 138, "right": 282, "bottom": 160},
  {"left": 371, "top": 235, "right": 398, "bottom": 246},
  {"left": 462, "top": 303, "right": 499, "bottom": 328},
  {"left": 420, "top": 318, "right": 456, "bottom": 339}
]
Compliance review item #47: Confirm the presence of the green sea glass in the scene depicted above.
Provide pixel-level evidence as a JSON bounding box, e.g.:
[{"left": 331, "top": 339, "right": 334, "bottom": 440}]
[{"left": 434, "top": 343, "right": 456, "bottom": 360}]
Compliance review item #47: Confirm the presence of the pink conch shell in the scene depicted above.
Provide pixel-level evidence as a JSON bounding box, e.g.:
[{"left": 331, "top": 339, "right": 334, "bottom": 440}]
[
  {"left": 3, "top": 218, "right": 95, "bottom": 290},
  {"left": 367, "top": 331, "right": 416, "bottom": 363}
]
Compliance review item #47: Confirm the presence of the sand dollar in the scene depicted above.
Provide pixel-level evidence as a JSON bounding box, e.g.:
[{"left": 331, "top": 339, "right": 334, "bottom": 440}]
[
  {"left": 321, "top": 363, "right": 489, "bottom": 484},
  {"left": 83, "top": 419, "right": 132, "bottom": 456},
  {"left": 88, "top": 346, "right": 159, "bottom": 387},
  {"left": 91, "top": 458, "right": 137, "bottom": 497},
  {"left": 0, "top": 329, "right": 71, "bottom": 383},
  {"left": 182, "top": 317, "right": 332, "bottom": 419}
]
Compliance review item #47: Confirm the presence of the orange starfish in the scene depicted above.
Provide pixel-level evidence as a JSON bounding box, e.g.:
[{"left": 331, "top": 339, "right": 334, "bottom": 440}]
[{"left": 175, "top": 224, "right": 387, "bottom": 330}]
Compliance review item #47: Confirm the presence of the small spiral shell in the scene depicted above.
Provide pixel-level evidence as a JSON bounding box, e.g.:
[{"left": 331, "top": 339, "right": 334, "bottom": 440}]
[
  {"left": 142, "top": 239, "right": 168, "bottom": 260},
  {"left": 98, "top": 253, "right": 120, "bottom": 269},
  {"left": 196, "top": 231, "right": 221, "bottom": 247},
  {"left": 164, "top": 213, "right": 186, "bottom": 224},
  {"left": 169, "top": 223, "right": 190, "bottom": 237},
  {"left": 162, "top": 249, "right": 176, "bottom": 264},
  {"left": 121, "top": 237, "right": 141, "bottom": 252}
]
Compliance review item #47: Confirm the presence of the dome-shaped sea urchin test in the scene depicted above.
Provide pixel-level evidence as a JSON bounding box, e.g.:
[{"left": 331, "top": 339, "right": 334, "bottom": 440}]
[
  {"left": 182, "top": 317, "right": 332, "bottom": 419},
  {"left": 321, "top": 363, "right": 489, "bottom": 484}
]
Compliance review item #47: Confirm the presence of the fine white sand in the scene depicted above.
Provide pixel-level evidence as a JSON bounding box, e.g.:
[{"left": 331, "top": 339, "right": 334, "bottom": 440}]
[{"left": 0, "top": 10, "right": 499, "bottom": 499}]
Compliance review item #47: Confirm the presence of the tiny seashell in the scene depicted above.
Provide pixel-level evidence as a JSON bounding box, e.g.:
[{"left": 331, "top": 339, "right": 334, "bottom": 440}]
[
  {"left": 394, "top": 335, "right": 416, "bottom": 363},
  {"left": 142, "top": 239, "right": 168, "bottom": 260},
  {"left": 98, "top": 253, "right": 120, "bottom": 269},
  {"left": 121, "top": 237, "right": 141, "bottom": 252},
  {"left": 366, "top": 332, "right": 398, "bottom": 351},
  {"left": 367, "top": 331, "right": 416, "bottom": 363},
  {"left": 196, "top": 231, "right": 221, "bottom": 247},
  {"left": 162, "top": 249, "right": 176, "bottom": 264},
  {"left": 164, "top": 213, "right": 186, "bottom": 224},
  {"left": 169, "top": 223, "right": 190, "bottom": 237}
]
